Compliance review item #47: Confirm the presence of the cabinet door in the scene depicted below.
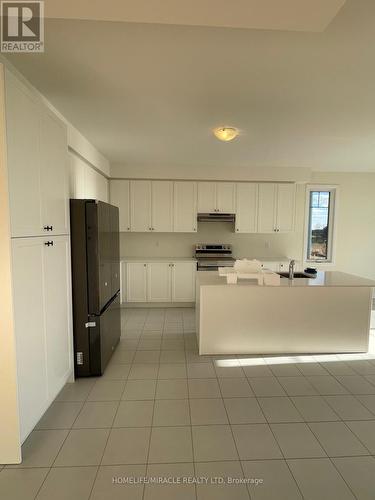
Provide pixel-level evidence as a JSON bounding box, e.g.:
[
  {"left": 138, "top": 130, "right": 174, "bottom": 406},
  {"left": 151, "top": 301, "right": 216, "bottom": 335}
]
[
  {"left": 172, "top": 262, "right": 196, "bottom": 302},
  {"left": 235, "top": 183, "right": 258, "bottom": 233},
  {"left": 147, "top": 263, "right": 172, "bottom": 302},
  {"left": 130, "top": 181, "right": 152, "bottom": 232},
  {"left": 197, "top": 182, "right": 216, "bottom": 213},
  {"left": 43, "top": 235, "right": 72, "bottom": 400},
  {"left": 173, "top": 182, "right": 197, "bottom": 232},
  {"left": 6, "top": 75, "right": 42, "bottom": 237},
  {"left": 152, "top": 181, "right": 173, "bottom": 232},
  {"left": 276, "top": 184, "right": 295, "bottom": 232},
  {"left": 110, "top": 180, "right": 130, "bottom": 231},
  {"left": 126, "top": 263, "right": 147, "bottom": 302},
  {"left": 40, "top": 110, "right": 69, "bottom": 235},
  {"left": 11, "top": 238, "right": 48, "bottom": 441},
  {"left": 216, "top": 182, "right": 236, "bottom": 213},
  {"left": 258, "top": 183, "right": 277, "bottom": 233}
]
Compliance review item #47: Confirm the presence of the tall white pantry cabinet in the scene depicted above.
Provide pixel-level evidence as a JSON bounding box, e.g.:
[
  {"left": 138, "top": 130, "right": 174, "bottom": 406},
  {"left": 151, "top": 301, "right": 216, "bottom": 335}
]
[{"left": 1, "top": 67, "right": 73, "bottom": 463}]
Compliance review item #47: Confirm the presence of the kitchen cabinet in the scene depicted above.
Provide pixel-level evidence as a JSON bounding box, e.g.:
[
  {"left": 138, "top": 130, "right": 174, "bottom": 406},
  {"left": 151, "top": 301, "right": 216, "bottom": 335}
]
[
  {"left": 126, "top": 262, "right": 147, "bottom": 302},
  {"left": 130, "top": 180, "right": 152, "bottom": 232},
  {"left": 197, "top": 182, "right": 235, "bottom": 213},
  {"left": 258, "top": 183, "right": 295, "bottom": 233},
  {"left": 110, "top": 180, "right": 130, "bottom": 231},
  {"left": 147, "top": 263, "right": 172, "bottom": 302},
  {"left": 5, "top": 73, "right": 69, "bottom": 238},
  {"left": 173, "top": 181, "right": 197, "bottom": 232},
  {"left": 152, "top": 181, "right": 173, "bottom": 232},
  {"left": 11, "top": 236, "right": 72, "bottom": 441},
  {"left": 235, "top": 183, "right": 258, "bottom": 233},
  {"left": 172, "top": 262, "right": 196, "bottom": 302}
]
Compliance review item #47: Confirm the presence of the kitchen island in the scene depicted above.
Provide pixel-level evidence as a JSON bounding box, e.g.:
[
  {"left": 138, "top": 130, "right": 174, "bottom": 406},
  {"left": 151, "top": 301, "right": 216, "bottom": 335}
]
[{"left": 196, "top": 271, "right": 375, "bottom": 355}]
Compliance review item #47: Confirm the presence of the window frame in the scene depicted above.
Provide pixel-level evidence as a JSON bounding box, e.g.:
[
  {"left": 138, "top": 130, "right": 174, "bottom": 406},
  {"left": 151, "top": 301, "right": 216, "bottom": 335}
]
[{"left": 304, "top": 184, "right": 338, "bottom": 265}]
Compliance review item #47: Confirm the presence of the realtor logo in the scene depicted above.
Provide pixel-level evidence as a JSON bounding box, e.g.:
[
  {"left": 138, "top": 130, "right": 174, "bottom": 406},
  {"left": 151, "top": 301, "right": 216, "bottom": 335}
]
[{"left": 1, "top": 1, "right": 44, "bottom": 52}]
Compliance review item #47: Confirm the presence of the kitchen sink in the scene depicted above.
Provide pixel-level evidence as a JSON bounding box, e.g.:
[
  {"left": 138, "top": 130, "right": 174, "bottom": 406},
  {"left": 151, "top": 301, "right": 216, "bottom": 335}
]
[{"left": 277, "top": 272, "right": 312, "bottom": 279}]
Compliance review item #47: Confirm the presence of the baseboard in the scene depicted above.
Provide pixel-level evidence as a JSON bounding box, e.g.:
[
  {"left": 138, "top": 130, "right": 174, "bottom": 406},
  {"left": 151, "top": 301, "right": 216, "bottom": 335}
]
[{"left": 121, "top": 302, "right": 195, "bottom": 309}]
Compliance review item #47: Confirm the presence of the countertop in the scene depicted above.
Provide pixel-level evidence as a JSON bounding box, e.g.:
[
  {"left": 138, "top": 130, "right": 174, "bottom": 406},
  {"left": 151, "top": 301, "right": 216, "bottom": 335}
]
[
  {"left": 197, "top": 270, "right": 375, "bottom": 288},
  {"left": 121, "top": 257, "right": 197, "bottom": 263}
]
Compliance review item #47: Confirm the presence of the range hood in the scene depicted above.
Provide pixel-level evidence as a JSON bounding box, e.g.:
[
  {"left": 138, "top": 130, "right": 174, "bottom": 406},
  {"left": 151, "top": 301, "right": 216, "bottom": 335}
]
[{"left": 197, "top": 213, "right": 235, "bottom": 222}]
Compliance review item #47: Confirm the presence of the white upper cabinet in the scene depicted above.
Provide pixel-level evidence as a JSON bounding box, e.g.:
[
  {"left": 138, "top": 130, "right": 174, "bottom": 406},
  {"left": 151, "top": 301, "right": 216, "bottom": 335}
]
[
  {"left": 235, "top": 183, "right": 258, "bottom": 233},
  {"left": 39, "top": 110, "right": 69, "bottom": 235},
  {"left": 110, "top": 180, "right": 130, "bottom": 231},
  {"left": 147, "top": 263, "right": 172, "bottom": 302},
  {"left": 173, "top": 181, "right": 197, "bottom": 232},
  {"left": 216, "top": 182, "right": 236, "bottom": 213},
  {"left": 276, "top": 183, "right": 296, "bottom": 232},
  {"left": 258, "top": 183, "right": 277, "bottom": 233},
  {"left": 126, "top": 263, "right": 147, "bottom": 302},
  {"left": 5, "top": 72, "right": 69, "bottom": 238},
  {"left": 172, "top": 262, "right": 196, "bottom": 302},
  {"left": 197, "top": 182, "right": 235, "bottom": 213},
  {"left": 152, "top": 181, "right": 173, "bottom": 232},
  {"left": 197, "top": 182, "right": 216, "bottom": 212},
  {"left": 130, "top": 180, "right": 152, "bottom": 232}
]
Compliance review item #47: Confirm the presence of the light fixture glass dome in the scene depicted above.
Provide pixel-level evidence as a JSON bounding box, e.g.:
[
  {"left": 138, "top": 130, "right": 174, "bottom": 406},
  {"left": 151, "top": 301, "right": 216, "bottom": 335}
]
[{"left": 213, "top": 126, "right": 239, "bottom": 142}]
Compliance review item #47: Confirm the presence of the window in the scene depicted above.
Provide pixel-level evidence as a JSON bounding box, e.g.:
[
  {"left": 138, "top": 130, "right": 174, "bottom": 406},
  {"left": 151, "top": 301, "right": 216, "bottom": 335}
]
[{"left": 305, "top": 186, "right": 337, "bottom": 263}]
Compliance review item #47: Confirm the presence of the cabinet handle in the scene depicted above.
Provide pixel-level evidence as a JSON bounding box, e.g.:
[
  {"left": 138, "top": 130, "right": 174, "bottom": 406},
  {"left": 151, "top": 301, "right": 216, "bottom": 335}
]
[
  {"left": 144, "top": 264, "right": 147, "bottom": 267},
  {"left": 236, "top": 228, "right": 239, "bottom": 232},
  {"left": 44, "top": 241, "right": 54, "bottom": 246},
  {"left": 43, "top": 225, "right": 53, "bottom": 231}
]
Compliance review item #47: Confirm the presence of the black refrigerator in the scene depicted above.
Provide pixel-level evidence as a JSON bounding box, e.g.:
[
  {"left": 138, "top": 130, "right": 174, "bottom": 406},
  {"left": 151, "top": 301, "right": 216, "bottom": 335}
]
[{"left": 70, "top": 199, "right": 121, "bottom": 377}]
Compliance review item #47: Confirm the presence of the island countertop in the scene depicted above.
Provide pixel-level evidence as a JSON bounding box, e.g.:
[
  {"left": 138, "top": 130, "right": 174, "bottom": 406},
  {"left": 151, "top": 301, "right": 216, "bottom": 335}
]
[{"left": 197, "top": 270, "right": 375, "bottom": 288}]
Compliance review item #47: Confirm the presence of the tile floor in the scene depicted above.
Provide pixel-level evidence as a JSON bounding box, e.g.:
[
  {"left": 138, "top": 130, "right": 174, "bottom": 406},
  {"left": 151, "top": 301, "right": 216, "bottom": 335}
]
[{"left": 2, "top": 307, "right": 375, "bottom": 499}]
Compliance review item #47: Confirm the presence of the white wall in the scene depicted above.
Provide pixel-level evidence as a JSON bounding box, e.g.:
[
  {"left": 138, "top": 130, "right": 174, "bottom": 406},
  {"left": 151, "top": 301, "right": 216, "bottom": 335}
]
[{"left": 69, "top": 151, "right": 109, "bottom": 202}]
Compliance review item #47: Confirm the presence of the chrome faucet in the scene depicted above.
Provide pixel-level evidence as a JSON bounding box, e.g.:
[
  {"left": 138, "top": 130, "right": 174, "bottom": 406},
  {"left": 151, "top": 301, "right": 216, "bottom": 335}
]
[{"left": 288, "top": 259, "right": 296, "bottom": 280}]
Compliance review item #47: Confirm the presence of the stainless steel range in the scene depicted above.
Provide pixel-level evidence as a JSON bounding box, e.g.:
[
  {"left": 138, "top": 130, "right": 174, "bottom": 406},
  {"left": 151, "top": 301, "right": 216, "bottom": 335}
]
[{"left": 195, "top": 244, "right": 235, "bottom": 271}]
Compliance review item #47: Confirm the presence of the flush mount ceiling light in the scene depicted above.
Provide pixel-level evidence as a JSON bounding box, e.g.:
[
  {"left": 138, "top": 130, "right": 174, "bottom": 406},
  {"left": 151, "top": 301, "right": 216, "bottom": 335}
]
[{"left": 213, "top": 126, "right": 239, "bottom": 142}]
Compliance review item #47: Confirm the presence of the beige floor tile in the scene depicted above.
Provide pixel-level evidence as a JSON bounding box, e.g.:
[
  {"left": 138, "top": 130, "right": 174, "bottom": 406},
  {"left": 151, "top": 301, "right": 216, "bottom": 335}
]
[
  {"left": 148, "top": 426, "right": 193, "bottom": 463},
  {"left": 144, "top": 462, "right": 195, "bottom": 500},
  {"left": 242, "top": 459, "right": 302, "bottom": 500},
  {"left": 138, "top": 339, "right": 162, "bottom": 350},
  {"left": 214, "top": 365, "right": 245, "bottom": 378},
  {"left": 7, "top": 430, "right": 68, "bottom": 468},
  {"left": 102, "top": 364, "right": 131, "bottom": 380},
  {"left": 247, "top": 377, "right": 286, "bottom": 397},
  {"left": 161, "top": 339, "right": 185, "bottom": 350},
  {"left": 306, "top": 376, "right": 348, "bottom": 395},
  {"left": 153, "top": 399, "right": 190, "bottom": 426},
  {"left": 90, "top": 464, "right": 146, "bottom": 500},
  {"left": 188, "top": 378, "right": 221, "bottom": 398},
  {"left": 271, "top": 423, "right": 326, "bottom": 459},
  {"left": 291, "top": 396, "right": 339, "bottom": 422},
  {"left": 158, "top": 363, "right": 187, "bottom": 379},
  {"left": 309, "top": 421, "right": 369, "bottom": 457},
  {"left": 36, "top": 402, "right": 83, "bottom": 430},
  {"left": 190, "top": 398, "right": 228, "bottom": 425},
  {"left": 333, "top": 456, "right": 375, "bottom": 500},
  {"left": 35, "top": 466, "right": 97, "bottom": 500},
  {"left": 128, "top": 363, "right": 159, "bottom": 380},
  {"left": 324, "top": 395, "right": 374, "bottom": 420},
  {"left": 192, "top": 425, "right": 238, "bottom": 462},
  {"left": 232, "top": 424, "right": 282, "bottom": 460},
  {"left": 336, "top": 375, "right": 375, "bottom": 395},
  {"left": 122, "top": 380, "right": 156, "bottom": 400},
  {"left": 196, "top": 461, "right": 249, "bottom": 500},
  {"left": 0, "top": 468, "right": 49, "bottom": 500},
  {"left": 258, "top": 397, "right": 303, "bottom": 423},
  {"left": 73, "top": 401, "right": 118, "bottom": 428},
  {"left": 155, "top": 379, "right": 188, "bottom": 399},
  {"left": 55, "top": 379, "right": 96, "bottom": 402},
  {"left": 87, "top": 380, "right": 126, "bottom": 401},
  {"left": 54, "top": 428, "right": 109, "bottom": 466},
  {"left": 185, "top": 351, "right": 212, "bottom": 363},
  {"left": 321, "top": 361, "right": 357, "bottom": 376},
  {"left": 113, "top": 400, "right": 154, "bottom": 427},
  {"left": 159, "top": 350, "right": 186, "bottom": 364},
  {"left": 357, "top": 394, "right": 375, "bottom": 414},
  {"left": 187, "top": 363, "right": 216, "bottom": 378},
  {"left": 218, "top": 378, "right": 254, "bottom": 398},
  {"left": 278, "top": 377, "right": 318, "bottom": 396},
  {"left": 224, "top": 398, "right": 265, "bottom": 424},
  {"left": 294, "top": 362, "right": 328, "bottom": 376},
  {"left": 133, "top": 351, "right": 161, "bottom": 364},
  {"left": 268, "top": 363, "right": 302, "bottom": 377},
  {"left": 102, "top": 427, "right": 151, "bottom": 465},
  {"left": 242, "top": 364, "right": 274, "bottom": 378},
  {"left": 346, "top": 420, "right": 375, "bottom": 453},
  {"left": 287, "top": 458, "right": 355, "bottom": 500}
]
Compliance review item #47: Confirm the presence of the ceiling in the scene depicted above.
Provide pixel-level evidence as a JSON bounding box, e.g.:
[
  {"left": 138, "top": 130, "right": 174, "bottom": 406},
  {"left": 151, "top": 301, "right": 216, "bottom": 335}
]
[
  {"left": 5, "top": 0, "right": 375, "bottom": 172},
  {"left": 43, "top": 0, "right": 345, "bottom": 33}
]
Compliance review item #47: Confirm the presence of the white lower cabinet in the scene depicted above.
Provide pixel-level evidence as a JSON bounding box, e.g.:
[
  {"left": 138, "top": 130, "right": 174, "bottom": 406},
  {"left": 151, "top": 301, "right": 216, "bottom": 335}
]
[
  {"left": 125, "top": 261, "right": 196, "bottom": 303},
  {"left": 11, "top": 235, "right": 72, "bottom": 442}
]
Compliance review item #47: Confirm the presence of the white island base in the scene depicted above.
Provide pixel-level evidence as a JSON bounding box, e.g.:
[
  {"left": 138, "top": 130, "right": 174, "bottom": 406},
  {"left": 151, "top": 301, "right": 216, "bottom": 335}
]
[{"left": 196, "top": 271, "right": 374, "bottom": 355}]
